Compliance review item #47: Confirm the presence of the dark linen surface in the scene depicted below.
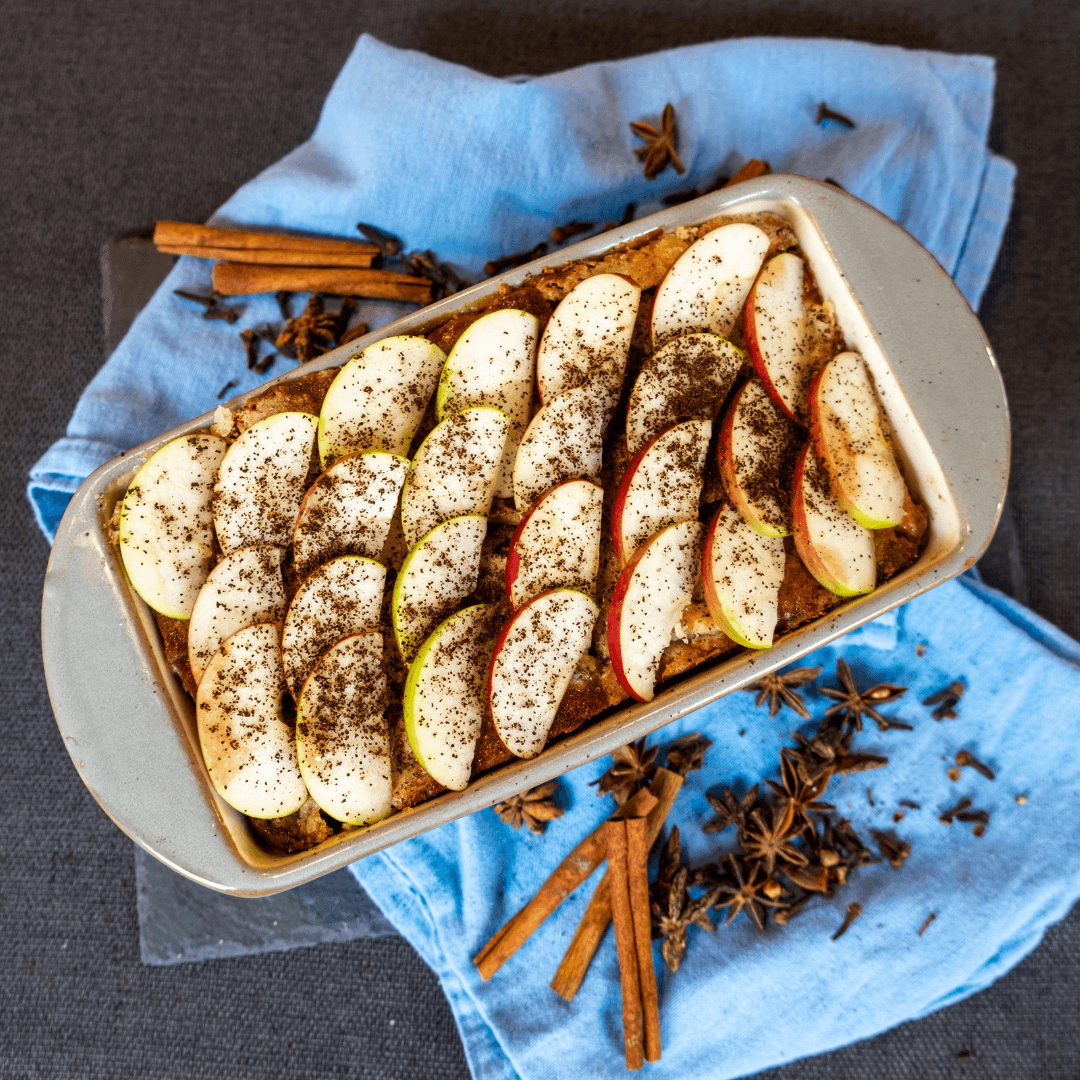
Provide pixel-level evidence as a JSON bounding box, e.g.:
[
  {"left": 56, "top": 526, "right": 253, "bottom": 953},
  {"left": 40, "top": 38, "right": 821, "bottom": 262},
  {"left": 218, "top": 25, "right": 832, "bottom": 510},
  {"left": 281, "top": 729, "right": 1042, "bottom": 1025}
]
[{"left": 3, "top": 2, "right": 1078, "bottom": 1078}]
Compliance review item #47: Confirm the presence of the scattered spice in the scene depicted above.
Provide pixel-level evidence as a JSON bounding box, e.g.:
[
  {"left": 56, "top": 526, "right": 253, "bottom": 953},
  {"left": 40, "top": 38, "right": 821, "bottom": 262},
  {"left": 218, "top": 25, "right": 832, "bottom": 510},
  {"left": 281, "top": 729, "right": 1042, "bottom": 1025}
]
[
  {"left": 972, "top": 824, "right": 986, "bottom": 837},
  {"left": 174, "top": 288, "right": 217, "bottom": 308},
  {"left": 276, "top": 295, "right": 342, "bottom": 364},
  {"left": 938, "top": 797, "right": 972, "bottom": 825},
  {"left": 629, "top": 103, "right": 685, "bottom": 180},
  {"left": 918, "top": 912, "right": 937, "bottom": 936},
  {"left": 955, "top": 750, "right": 995, "bottom": 781},
  {"left": 484, "top": 241, "right": 548, "bottom": 277},
  {"left": 216, "top": 379, "right": 239, "bottom": 400},
  {"left": 816, "top": 102, "right": 857, "bottom": 129},
  {"left": 821, "top": 659, "right": 910, "bottom": 733},
  {"left": 202, "top": 306, "right": 240, "bottom": 324},
  {"left": 745, "top": 665, "right": 822, "bottom": 718},
  {"left": 947, "top": 767, "right": 963, "bottom": 782},
  {"left": 923, "top": 680, "right": 964, "bottom": 720},
  {"left": 892, "top": 811, "right": 904, "bottom": 823},
  {"left": 869, "top": 829, "right": 910, "bottom": 869},
  {"left": 592, "top": 738, "right": 660, "bottom": 805},
  {"left": 1015, "top": 794, "right": 1028, "bottom": 805},
  {"left": 550, "top": 220, "right": 594, "bottom": 244},
  {"left": 356, "top": 222, "right": 402, "bottom": 259},
  {"left": 493, "top": 780, "right": 564, "bottom": 834},
  {"left": 831, "top": 902, "right": 862, "bottom": 940},
  {"left": 916, "top": 644, "right": 927, "bottom": 657}
]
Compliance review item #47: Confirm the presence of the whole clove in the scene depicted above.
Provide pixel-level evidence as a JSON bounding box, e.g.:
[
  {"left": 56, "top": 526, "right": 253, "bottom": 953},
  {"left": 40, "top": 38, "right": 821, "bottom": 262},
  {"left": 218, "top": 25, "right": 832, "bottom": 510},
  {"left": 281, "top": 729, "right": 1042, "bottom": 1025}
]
[
  {"left": 923, "top": 681, "right": 965, "bottom": 721},
  {"left": 202, "top": 306, "right": 240, "bottom": 324},
  {"left": 550, "top": 221, "right": 594, "bottom": 244},
  {"left": 174, "top": 288, "right": 216, "bottom": 309},
  {"left": 955, "top": 750, "right": 995, "bottom": 781},
  {"left": 484, "top": 242, "right": 548, "bottom": 277},
  {"left": 955, "top": 809, "right": 991, "bottom": 826},
  {"left": 918, "top": 912, "right": 937, "bottom": 936},
  {"left": 239, "top": 328, "right": 260, "bottom": 370},
  {"left": 899, "top": 799, "right": 921, "bottom": 810},
  {"left": 216, "top": 379, "right": 239, "bottom": 400},
  {"left": 356, "top": 223, "right": 402, "bottom": 259},
  {"left": 831, "top": 902, "right": 862, "bottom": 940},
  {"left": 620, "top": 203, "right": 637, "bottom": 226},
  {"left": 816, "top": 102, "right": 857, "bottom": 129},
  {"left": 938, "top": 797, "right": 972, "bottom": 825},
  {"left": 274, "top": 290, "right": 293, "bottom": 320},
  {"left": 869, "top": 829, "right": 910, "bottom": 869}
]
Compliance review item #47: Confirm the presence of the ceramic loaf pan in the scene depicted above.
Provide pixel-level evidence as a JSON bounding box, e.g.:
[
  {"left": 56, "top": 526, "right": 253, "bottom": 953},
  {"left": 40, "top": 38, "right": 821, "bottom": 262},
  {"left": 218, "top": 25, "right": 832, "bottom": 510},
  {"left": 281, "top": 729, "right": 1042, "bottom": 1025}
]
[{"left": 42, "top": 176, "right": 1009, "bottom": 895}]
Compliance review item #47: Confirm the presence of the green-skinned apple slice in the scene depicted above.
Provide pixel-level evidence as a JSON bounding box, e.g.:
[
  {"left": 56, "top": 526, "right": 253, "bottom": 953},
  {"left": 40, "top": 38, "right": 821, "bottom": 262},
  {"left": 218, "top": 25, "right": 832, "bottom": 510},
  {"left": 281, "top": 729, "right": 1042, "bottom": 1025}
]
[
  {"left": 213, "top": 411, "right": 318, "bottom": 555},
  {"left": 281, "top": 556, "right": 386, "bottom": 698},
  {"left": 651, "top": 223, "right": 769, "bottom": 348},
  {"left": 188, "top": 544, "right": 286, "bottom": 686},
  {"left": 717, "top": 377, "right": 802, "bottom": 537},
  {"left": 808, "top": 351, "right": 905, "bottom": 529},
  {"left": 403, "top": 604, "right": 499, "bottom": 790},
  {"left": 536, "top": 272, "right": 641, "bottom": 426},
  {"left": 391, "top": 514, "right": 487, "bottom": 663},
  {"left": 744, "top": 253, "right": 811, "bottom": 423},
  {"left": 400, "top": 406, "right": 510, "bottom": 549},
  {"left": 318, "top": 335, "right": 446, "bottom": 465},
  {"left": 610, "top": 420, "right": 711, "bottom": 566},
  {"left": 436, "top": 308, "right": 539, "bottom": 499},
  {"left": 296, "top": 632, "right": 391, "bottom": 825},
  {"left": 118, "top": 433, "right": 227, "bottom": 619},
  {"left": 625, "top": 332, "right": 744, "bottom": 457},
  {"left": 505, "top": 479, "right": 603, "bottom": 610},
  {"left": 512, "top": 386, "right": 604, "bottom": 511},
  {"left": 488, "top": 589, "right": 598, "bottom": 759},
  {"left": 607, "top": 520, "right": 704, "bottom": 702},
  {"left": 791, "top": 443, "right": 876, "bottom": 597},
  {"left": 701, "top": 503, "right": 785, "bottom": 649},
  {"left": 196, "top": 622, "right": 307, "bottom": 819},
  {"left": 292, "top": 450, "right": 407, "bottom": 579}
]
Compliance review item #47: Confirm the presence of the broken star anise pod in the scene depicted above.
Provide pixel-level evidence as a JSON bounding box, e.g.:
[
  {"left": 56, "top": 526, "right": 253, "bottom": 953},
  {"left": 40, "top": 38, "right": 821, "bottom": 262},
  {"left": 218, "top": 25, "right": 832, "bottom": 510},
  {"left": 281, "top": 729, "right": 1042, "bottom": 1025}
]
[
  {"left": 740, "top": 804, "right": 808, "bottom": 877},
  {"left": 745, "top": 665, "right": 822, "bottom": 718},
  {"left": 591, "top": 738, "right": 659, "bottom": 805},
  {"left": 703, "top": 784, "right": 759, "bottom": 837},
  {"left": 820, "top": 658, "right": 910, "bottom": 734},
  {"left": 665, "top": 731, "right": 712, "bottom": 777},
  {"left": 275, "top": 295, "right": 344, "bottom": 364},
  {"left": 629, "top": 103, "right": 685, "bottom": 181},
  {"left": 650, "top": 866, "right": 721, "bottom": 972},
  {"left": 492, "top": 780, "right": 563, "bottom": 834}
]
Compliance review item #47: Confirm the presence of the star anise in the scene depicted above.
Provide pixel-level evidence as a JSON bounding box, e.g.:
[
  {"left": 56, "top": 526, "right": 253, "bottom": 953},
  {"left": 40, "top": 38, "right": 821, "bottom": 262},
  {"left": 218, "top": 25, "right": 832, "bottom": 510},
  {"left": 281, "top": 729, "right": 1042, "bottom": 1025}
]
[
  {"left": 665, "top": 732, "right": 712, "bottom": 777},
  {"left": 766, "top": 750, "right": 836, "bottom": 833},
  {"left": 275, "top": 295, "right": 343, "bottom": 364},
  {"left": 703, "top": 784, "right": 759, "bottom": 836},
  {"left": 492, "top": 780, "right": 563, "bottom": 834},
  {"left": 741, "top": 804, "right": 808, "bottom": 876},
  {"left": 650, "top": 866, "right": 721, "bottom": 971},
  {"left": 820, "top": 659, "right": 910, "bottom": 734},
  {"left": 745, "top": 665, "right": 822, "bottom": 718},
  {"left": 712, "top": 855, "right": 782, "bottom": 930},
  {"left": 591, "top": 738, "right": 659, "bottom": 805},
  {"left": 629, "top": 103, "right": 685, "bottom": 181},
  {"left": 789, "top": 728, "right": 846, "bottom": 786}
]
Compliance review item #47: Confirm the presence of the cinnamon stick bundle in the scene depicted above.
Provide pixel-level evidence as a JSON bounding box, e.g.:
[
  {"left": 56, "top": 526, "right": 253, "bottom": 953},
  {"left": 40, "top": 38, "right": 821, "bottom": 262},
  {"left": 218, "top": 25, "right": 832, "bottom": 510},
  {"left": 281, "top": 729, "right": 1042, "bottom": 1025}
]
[
  {"left": 158, "top": 244, "right": 375, "bottom": 268},
  {"left": 211, "top": 263, "right": 432, "bottom": 303},
  {"left": 154, "top": 220, "right": 379, "bottom": 257}
]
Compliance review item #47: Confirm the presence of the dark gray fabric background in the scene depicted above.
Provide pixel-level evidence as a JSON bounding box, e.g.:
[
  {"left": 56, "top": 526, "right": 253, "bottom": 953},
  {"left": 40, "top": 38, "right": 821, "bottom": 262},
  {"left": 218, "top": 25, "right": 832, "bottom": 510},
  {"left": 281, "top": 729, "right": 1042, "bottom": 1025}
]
[{"left": 3, "top": 1, "right": 1078, "bottom": 1077}]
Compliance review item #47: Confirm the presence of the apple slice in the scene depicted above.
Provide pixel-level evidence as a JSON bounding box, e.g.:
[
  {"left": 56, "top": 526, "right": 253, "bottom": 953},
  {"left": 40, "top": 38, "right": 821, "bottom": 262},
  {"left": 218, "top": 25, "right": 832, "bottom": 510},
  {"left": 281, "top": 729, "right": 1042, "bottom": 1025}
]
[
  {"left": 292, "top": 450, "right": 408, "bottom": 579},
  {"left": 625, "top": 332, "right": 744, "bottom": 457},
  {"left": 651, "top": 223, "right": 769, "bottom": 348},
  {"left": 403, "top": 604, "right": 499, "bottom": 790},
  {"left": 196, "top": 622, "right": 307, "bottom": 819},
  {"left": 318, "top": 335, "right": 446, "bottom": 465},
  {"left": 488, "top": 589, "right": 598, "bottom": 759},
  {"left": 400, "top": 406, "right": 510, "bottom": 549},
  {"left": 281, "top": 556, "right": 386, "bottom": 698},
  {"left": 118, "top": 433, "right": 227, "bottom": 619},
  {"left": 187, "top": 544, "right": 286, "bottom": 686},
  {"left": 391, "top": 514, "right": 488, "bottom": 663},
  {"left": 717, "top": 378, "right": 802, "bottom": 537},
  {"left": 610, "top": 420, "right": 711, "bottom": 565},
  {"left": 791, "top": 443, "right": 876, "bottom": 597},
  {"left": 437, "top": 308, "right": 539, "bottom": 499},
  {"left": 608, "top": 520, "right": 705, "bottom": 702},
  {"left": 536, "top": 272, "right": 641, "bottom": 424},
  {"left": 213, "top": 411, "right": 318, "bottom": 555},
  {"left": 505, "top": 479, "right": 604, "bottom": 610},
  {"left": 296, "top": 631, "right": 391, "bottom": 825},
  {"left": 701, "top": 503, "right": 785, "bottom": 649},
  {"left": 744, "top": 253, "right": 811, "bottom": 423},
  {"left": 809, "top": 351, "right": 905, "bottom": 528},
  {"left": 512, "top": 386, "right": 604, "bottom": 511}
]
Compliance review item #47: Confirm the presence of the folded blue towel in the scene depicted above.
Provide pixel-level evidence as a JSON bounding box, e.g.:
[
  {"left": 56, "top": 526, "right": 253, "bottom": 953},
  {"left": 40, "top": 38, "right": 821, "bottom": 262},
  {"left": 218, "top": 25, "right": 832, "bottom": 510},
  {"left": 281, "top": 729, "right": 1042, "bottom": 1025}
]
[{"left": 28, "top": 34, "right": 1013, "bottom": 543}]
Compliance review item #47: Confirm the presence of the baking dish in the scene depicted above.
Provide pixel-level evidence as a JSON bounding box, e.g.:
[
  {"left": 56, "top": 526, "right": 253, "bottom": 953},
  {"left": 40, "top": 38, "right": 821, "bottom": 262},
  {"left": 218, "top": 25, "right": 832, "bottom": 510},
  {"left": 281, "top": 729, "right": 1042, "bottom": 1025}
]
[{"left": 42, "top": 175, "right": 1008, "bottom": 895}]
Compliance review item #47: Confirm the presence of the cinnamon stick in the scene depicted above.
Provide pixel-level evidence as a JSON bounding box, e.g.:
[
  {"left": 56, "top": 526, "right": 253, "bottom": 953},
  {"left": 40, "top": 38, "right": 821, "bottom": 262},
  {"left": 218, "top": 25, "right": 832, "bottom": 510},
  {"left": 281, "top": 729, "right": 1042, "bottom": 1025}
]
[
  {"left": 211, "top": 263, "right": 431, "bottom": 303},
  {"left": 158, "top": 244, "right": 375, "bottom": 268},
  {"left": 723, "top": 159, "right": 772, "bottom": 187},
  {"left": 626, "top": 817, "right": 661, "bottom": 1064},
  {"left": 605, "top": 820, "right": 644, "bottom": 1070},
  {"left": 153, "top": 220, "right": 378, "bottom": 257},
  {"left": 473, "top": 786, "right": 658, "bottom": 981},
  {"left": 551, "top": 768, "right": 683, "bottom": 1000}
]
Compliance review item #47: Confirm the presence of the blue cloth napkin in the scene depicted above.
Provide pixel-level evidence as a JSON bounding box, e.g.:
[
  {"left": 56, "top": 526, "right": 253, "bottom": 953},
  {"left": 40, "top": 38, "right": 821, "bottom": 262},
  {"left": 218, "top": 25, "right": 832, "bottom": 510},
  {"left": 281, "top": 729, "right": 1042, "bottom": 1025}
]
[{"left": 28, "top": 33, "right": 1014, "bottom": 543}]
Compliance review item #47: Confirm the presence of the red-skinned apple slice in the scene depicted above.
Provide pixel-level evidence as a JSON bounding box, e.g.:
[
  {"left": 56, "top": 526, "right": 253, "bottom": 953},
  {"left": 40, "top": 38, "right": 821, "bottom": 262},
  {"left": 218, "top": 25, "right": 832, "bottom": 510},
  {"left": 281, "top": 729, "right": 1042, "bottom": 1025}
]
[
  {"left": 188, "top": 544, "right": 286, "bottom": 686},
  {"left": 808, "top": 351, "right": 905, "bottom": 529},
  {"left": 651, "top": 223, "right": 769, "bottom": 348},
  {"left": 625, "top": 332, "right": 744, "bottom": 457},
  {"left": 213, "top": 411, "right": 318, "bottom": 555},
  {"left": 400, "top": 406, "right": 510, "bottom": 549},
  {"left": 281, "top": 556, "right": 386, "bottom": 699},
  {"left": 196, "top": 622, "right": 307, "bottom": 819},
  {"left": 717, "top": 377, "right": 802, "bottom": 537},
  {"left": 118, "top": 433, "right": 227, "bottom": 619},
  {"left": 488, "top": 589, "right": 598, "bottom": 759},
  {"left": 403, "top": 604, "right": 499, "bottom": 790},
  {"left": 701, "top": 503, "right": 785, "bottom": 649},
  {"left": 610, "top": 420, "right": 710, "bottom": 566},
  {"left": 292, "top": 450, "right": 407, "bottom": 579},
  {"left": 536, "top": 272, "right": 641, "bottom": 425},
  {"left": 296, "top": 631, "right": 391, "bottom": 825},
  {"left": 505, "top": 479, "right": 603, "bottom": 610},
  {"left": 743, "top": 252, "right": 811, "bottom": 423},
  {"left": 512, "top": 386, "right": 604, "bottom": 511},
  {"left": 791, "top": 443, "right": 876, "bottom": 597},
  {"left": 607, "top": 520, "right": 705, "bottom": 702}
]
